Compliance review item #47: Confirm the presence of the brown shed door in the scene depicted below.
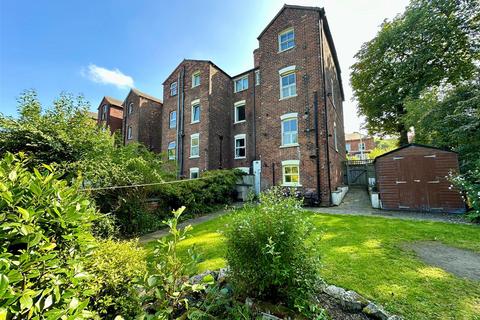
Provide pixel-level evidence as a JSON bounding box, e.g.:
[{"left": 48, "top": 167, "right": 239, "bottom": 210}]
[{"left": 396, "top": 154, "right": 438, "bottom": 210}]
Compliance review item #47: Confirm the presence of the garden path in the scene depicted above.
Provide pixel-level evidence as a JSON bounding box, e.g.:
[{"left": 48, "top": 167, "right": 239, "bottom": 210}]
[{"left": 308, "top": 186, "right": 472, "bottom": 224}]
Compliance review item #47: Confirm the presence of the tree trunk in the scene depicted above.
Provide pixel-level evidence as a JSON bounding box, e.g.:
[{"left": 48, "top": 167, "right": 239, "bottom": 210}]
[{"left": 399, "top": 127, "right": 409, "bottom": 145}]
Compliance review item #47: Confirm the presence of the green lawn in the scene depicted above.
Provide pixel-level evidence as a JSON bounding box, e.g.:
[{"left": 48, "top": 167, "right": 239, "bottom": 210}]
[{"left": 144, "top": 211, "right": 480, "bottom": 320}]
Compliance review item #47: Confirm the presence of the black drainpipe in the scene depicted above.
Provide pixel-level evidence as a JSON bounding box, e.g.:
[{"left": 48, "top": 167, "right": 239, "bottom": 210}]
[
  {"left": 313, "top": 92, "right": 321, "bottom": 204},
  {"left": 319, "top": 16, "right": 332, "bottom": 205},
  {"left": 176, "top": 67, "right": 185, "bottom": 178},
  {"left": 253, "top": 71, "right": 257, "bottom": 160},
  {"left": 272, "top": 162, "right": 275, "bottom": 186}
]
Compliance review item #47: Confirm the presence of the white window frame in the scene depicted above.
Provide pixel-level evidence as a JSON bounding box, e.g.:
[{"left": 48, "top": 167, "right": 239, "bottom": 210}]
[
  {"left": 170, "top": 82, "right": 177, "bottom": 96},
  {"left": 281, "top": 113, "right": 299, "bottom": 147},
  {"left": 127, "top": 126, "right": 132, "bottom": 140},
  {"left": 279, "top": 66, "right": 297, "bottom": 100},
  {"left": 234, "top": 134, "right": 246, "bottom": 159},
  {"left": 190, "top": 133, "right": 200, "bottom": 158},
  {"left": 359, "top": 142, "right": 366, "bottom": 151},
  {"left": 278, "top": 28, "right": 295, "bottom": 52},
  {"left": 282, "top": 160, "right": 300, "bottom": 187},
  {"left": 167, "top": 141, "right": 176, "bottom": 160},
  {"left": 169, "top": 111, "right": 177, "bottom": 128},
  {"left": 346, "top": 143, "right": 351, "bottom": 153},
  {"left": 234, "top": 100, "right": 246, "bottom": 124},
  {"left": 191, "top": 99, "right": 200, "bottom": 124},
  {"left": 128, "top": 102, "right": 133, "bottom": 115},
  {"left": 255, "top": 70, "right": 260, "bottom": 86},
  {"left": 190, "top": 167, "right": 200, "bottom": 179},
  {"left": 234, "top": 75, "right": 248, "bottom": 93},
  {"left": 192, "top": 72, "right": 201, "bottom": 88}
]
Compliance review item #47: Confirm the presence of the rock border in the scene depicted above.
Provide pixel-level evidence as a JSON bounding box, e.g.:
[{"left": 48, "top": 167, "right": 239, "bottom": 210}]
[
  {"left": 190, "top": 269, "right": 403, "bottom": 320},
  {"left": 319, "top": 282, "right": 403, "bottom": 320}
]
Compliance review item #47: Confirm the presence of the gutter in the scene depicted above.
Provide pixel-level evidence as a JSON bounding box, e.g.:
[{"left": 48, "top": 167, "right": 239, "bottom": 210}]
[{"left": 176, "top": 67, "right": 185, "bottom": 179}]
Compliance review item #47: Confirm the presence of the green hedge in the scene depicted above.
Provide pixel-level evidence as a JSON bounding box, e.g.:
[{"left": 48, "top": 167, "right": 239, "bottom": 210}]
[{"left": 95, "top": 169, "right": 243, "bottom": 237}]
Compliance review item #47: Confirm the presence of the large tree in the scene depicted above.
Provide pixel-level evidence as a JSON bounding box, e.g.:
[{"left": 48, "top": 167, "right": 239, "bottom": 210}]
[{"left": 350, "top": 0, "right": 479, "bottom": 144}]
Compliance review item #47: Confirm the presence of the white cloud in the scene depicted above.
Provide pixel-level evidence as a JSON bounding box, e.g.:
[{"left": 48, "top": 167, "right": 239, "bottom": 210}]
[{"left": 83, "top": 64, "right": 134, "bottom": 89}]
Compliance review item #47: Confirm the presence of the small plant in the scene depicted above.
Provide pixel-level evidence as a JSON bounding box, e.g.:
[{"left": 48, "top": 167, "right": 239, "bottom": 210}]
[
  {"left": 225, "top": 187, "right": 322, "bottom": 316},
  {"left": 146, "top": 207, "right": 210, "bottom": 319},
  {"left": 449, "top": 166, "right": 480, "bottom": 222},
  {"left": 85, "top": 239, "right": 147, "bottom": 319}
]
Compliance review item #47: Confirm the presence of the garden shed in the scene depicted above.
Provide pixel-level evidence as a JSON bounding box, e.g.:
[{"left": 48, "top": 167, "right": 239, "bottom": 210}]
[{"left": 374, "top": 144, "right": 465, "bottom": 213}]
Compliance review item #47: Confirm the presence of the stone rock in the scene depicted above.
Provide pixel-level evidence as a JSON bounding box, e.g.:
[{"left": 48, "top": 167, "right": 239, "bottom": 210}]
[
  {"left": 245, "top": 297, "right": 254, "bottom": 308},
  {"left": 387, "top": 316, "right": 403, "bottom": 320},
  {"left": 217, "top": 267, "right": 229, "bottom": 284},
  {"left": 324, "top": 285, "right": 346, "bottom": 300},
  {"left": 363, "top": 302, "right": 390, "bottom": 320},
  {"left": 189, "top": 270, "right": 214, "bottom": 285},
  {"left": 260, "top": 312, "right": 282, "bottom": 320},
  {"left": 340, "top": 290, "right": 369, "bottom": 311}
]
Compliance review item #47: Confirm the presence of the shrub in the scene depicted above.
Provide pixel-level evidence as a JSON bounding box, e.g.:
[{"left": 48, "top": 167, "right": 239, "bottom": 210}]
[
  {"left": 85, "top": 239, "right": 147, "bottom": 319},
  {"left": 145, "top": 207, "right": 210, "bottom": 319},
  {"left": 0, "top": 153, "right": 98, "bottom": 319},
  {"left": 450, "top": 163, "right": 480, "bottom": 222},
  {"left": 225, "top": 188, "right": 320, "bottom": 314}
]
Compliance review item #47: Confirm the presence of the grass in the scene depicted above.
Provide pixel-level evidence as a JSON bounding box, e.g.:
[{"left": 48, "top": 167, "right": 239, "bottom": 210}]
[{"left": 144, "top": 210, "right": 480, "bottom": 320}]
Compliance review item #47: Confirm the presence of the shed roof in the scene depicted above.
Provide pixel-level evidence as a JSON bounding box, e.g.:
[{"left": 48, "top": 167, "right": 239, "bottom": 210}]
[{"left": 374, "top": 143, "right": 456, "bottom": 162}]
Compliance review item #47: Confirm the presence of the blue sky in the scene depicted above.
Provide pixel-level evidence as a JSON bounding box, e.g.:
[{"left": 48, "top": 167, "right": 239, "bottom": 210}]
[{"left": 0, "top": 0, "right": 409, "bottom": 132}]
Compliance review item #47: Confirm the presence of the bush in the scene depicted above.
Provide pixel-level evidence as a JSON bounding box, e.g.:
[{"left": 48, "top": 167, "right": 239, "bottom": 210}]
[
  {"left": 450, "top": 162, "right": 480, "bottom": 222},
  {"left": 85, "top": 239, "right": 147, "bottom": 319},
  {"left": 0, "top": 153, "right": 98, "bottom": 318},
  {"left": 225, "top": 188, "right": 320, "bottom": 314},
  {"left": 150, "top": 169, "right": 242, "bottom": 216}
]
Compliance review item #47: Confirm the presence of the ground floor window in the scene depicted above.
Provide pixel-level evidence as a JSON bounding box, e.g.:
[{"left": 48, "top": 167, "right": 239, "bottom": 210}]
[
  {"left": 190, "top": 133, "right": 199, "bottom": 158},
  {"left": 167, "top": 141, "right": 176, "bottom": 160},
  {"left": 282, "top": 160, "right": 300, "bottom": 186},
  {"left": 234, "top": 134, "right": 246, "bottom": 159},
  {"left": 190, "top": 167, "right": 199, "bottom": 179}
]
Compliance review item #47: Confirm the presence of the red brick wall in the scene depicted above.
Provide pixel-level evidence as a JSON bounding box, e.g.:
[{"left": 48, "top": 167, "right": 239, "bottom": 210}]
[
  {"left": 255, "top": 7, "right": 346, "bottom": 204},
  {"left": 97, "top": 98, "right": 124, "bottom": 135},
  {"left": 123, "top": 91, "right": 162, "bottom": 152},
  {"left": 346, "top": 137, "right": 375, "bottom": 154}
]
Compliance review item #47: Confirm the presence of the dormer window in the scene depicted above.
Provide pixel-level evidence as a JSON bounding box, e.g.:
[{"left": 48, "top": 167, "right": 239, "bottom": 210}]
[{"left": 278, "top": 28, "right": 295, "bottom": 52}]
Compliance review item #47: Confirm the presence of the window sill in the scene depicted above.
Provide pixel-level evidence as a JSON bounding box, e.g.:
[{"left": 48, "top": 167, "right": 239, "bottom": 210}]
[
  {"left": 280, "top": 143, "right": 299, "bottom": 149},
  {"left": 191, "top": 85, "right": 200, "bottom": 88},
  {"left": 234, "top": 157, "right": 246, "bottom": 160},
  {"left": 278, "top": 46, "right": 295, "bottom": 54},
  {"left": 234, "top": 88, "right": 248, "bottom": 93},
  {"left": 190, "top": 121, "right": 200, "bottom": 124},
  {"left": 189, "top": 156, "right": 200, "bottom": 159},
  {"left": 281, "top": 184, "right": 302, "bottom": 187},
  {"left": 279, "top": 94, "right": 297, "bottom": 101},
  {"left": 234, "top": 120, "right": 246, "bottom": 124}
]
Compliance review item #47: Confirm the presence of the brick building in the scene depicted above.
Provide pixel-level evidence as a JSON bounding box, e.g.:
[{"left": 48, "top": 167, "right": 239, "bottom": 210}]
[
  {"left": 345, "top": 132, "right": 375, "bottom": 160},
  {"left": 97, "top": 96, "right": 124, "bottom": 134},
  {"left": 161, "top": 5, "right": 346, "bottom": 205},
  {"left": 123, "top": 88, "right": 163, "bottom": 152}
]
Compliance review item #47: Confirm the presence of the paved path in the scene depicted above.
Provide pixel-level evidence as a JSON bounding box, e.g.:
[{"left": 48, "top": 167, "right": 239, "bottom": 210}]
[
  {"left": 308, "top": 186, "right": 472, "bottom": 225},
  {"left": 139, "top": 203, "right": 243, "bottom": 244}
]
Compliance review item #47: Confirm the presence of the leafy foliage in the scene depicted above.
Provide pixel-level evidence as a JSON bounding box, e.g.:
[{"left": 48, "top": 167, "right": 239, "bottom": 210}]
[
  {"left": 225, "top": 188, "right": 321, "bottom": 316},
  {"left": 0, "top": 90, "right": 114, "bottom": 168},
  {"left": 351, "top": 0, "right": 480, "bottom": 142},
  {"left": 368, "top": 137, "right": 399, "bottom": 159},
  {"left": 449, "top": 161, "right": 480, "bottom": 222},
  {"left": 145, "top": 207, "right": 210, "bottom": 319},
  {"left": 0, "top": 153, "right": 98, "bottom": 319},
  {"left": 85, "top": 239, "right": 147, "bottom": 319},
  {"left": 404, "top": 81, "right": 480, "bottom": 172}
]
